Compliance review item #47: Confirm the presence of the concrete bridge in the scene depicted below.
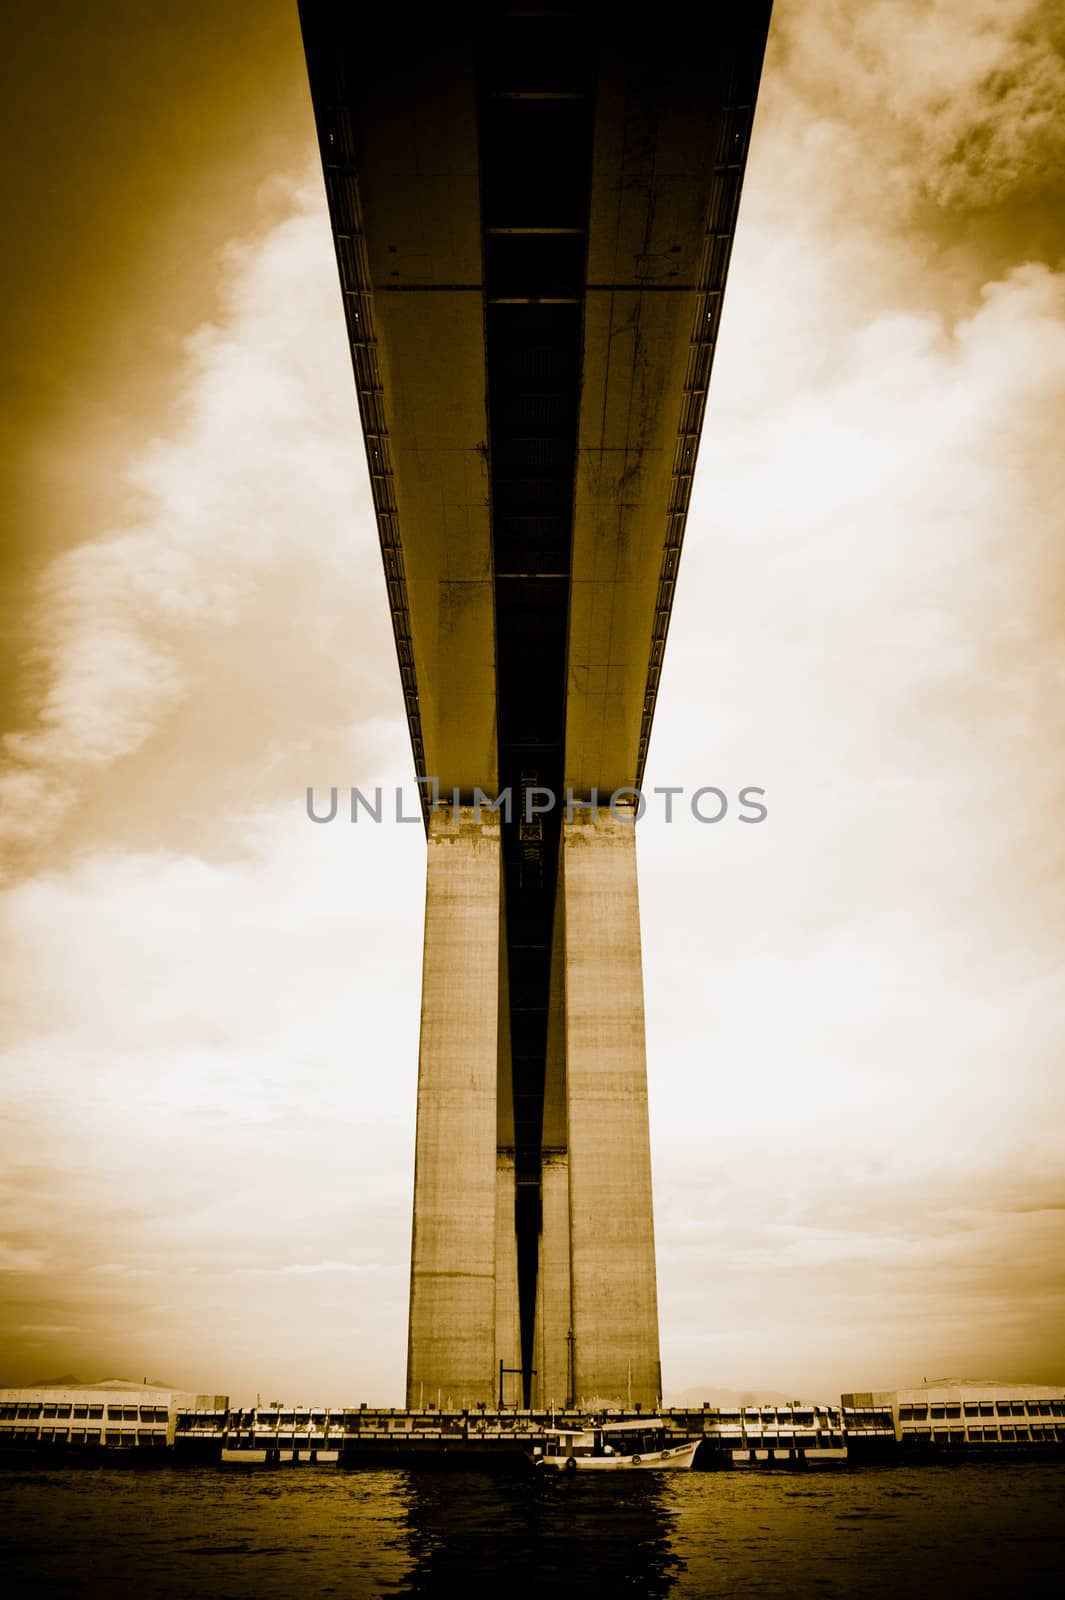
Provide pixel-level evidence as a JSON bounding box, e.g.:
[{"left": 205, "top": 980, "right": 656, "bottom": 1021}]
[{"left": 299, "top": 4, "right": 771, "bottom": 1410}]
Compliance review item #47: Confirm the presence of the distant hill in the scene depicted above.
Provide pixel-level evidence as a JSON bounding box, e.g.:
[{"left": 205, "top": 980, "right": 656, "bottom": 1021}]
[
  {"left": 19, "top": 1374, "right": 175, "bottom": 1391},
  {"left": 665, "top": 1385, "right": 829, "bottom": 1409}
]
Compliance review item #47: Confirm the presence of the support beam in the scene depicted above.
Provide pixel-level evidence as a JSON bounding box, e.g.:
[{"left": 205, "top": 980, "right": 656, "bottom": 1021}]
[
  {"left": 563, "top": 809, "right": 661, "bottom": 1408},
  {"left": 299, "top": 1, "right": 773, "bottom": 1416},
  {"left": 536, "top": 1153, "right": 573, "bottom": 1409},
  {"left": 406, "top": 809, "right": 501, "bottom": 1408}
]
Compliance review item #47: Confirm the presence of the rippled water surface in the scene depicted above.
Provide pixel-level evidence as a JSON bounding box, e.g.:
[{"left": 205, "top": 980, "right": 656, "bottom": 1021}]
[{"left": 3, "top": 1463, "right": 1064, "bottom": 1596}]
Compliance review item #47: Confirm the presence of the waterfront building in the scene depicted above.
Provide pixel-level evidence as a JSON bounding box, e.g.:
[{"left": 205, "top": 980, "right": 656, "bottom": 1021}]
[
  {"left": 4, "top": 1380, "right": 1061, "bottom": 1467},
  {"left": 0, "top": 1380, "right": 227, "bottom": 1454},
  {"left": 842, "top": 1381, "right": 1065, "bottom": 1451}
]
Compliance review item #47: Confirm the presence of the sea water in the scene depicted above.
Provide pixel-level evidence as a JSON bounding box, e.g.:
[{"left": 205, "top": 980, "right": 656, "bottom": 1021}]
[{"left": 3, "top": 1461, "right": 1063, "bottom": 1596}]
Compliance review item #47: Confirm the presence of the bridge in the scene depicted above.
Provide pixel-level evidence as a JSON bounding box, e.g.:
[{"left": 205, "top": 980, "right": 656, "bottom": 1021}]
[{"left": 299, "top": 4, "right": 772, "bottom": 1409}]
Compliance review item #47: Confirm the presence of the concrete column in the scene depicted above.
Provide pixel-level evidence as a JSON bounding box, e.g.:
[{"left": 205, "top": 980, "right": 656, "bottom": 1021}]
[
  {"left": 535, "top": 880, "right": 573, "bottom": 1408},
  {"left": 494, "top": 1153, "right": 520, "bottom": 1400},
  {"left": 535, "top": 1153, "right": 573, "bottom": 1408},
  {"left": 563, "top": 810, "right": 662, "bottom": 1408},
  {"left": 406, "top": 808, "right": 501, "bottom": 1408},
  {"left": 494, "top": 879, "right": 520, "bottom": 1401}
]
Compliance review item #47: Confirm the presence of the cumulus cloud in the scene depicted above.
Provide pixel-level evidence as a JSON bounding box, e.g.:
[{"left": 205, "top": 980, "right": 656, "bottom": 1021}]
[
  {"left": 2, "top": 0, "right": 1064, "bottom": 1400},
  {"left": 0, "top": 803, "right": 423, "bottom": 1394},
  {"left": 641, "top": 0, "right": 1065, "bottom": 1392},
  {"left": 772, "top": 0, "right": 1065, "bottom": 212},
  {"left": 0, "top": 177, "right": 395, "bottom": 874}
]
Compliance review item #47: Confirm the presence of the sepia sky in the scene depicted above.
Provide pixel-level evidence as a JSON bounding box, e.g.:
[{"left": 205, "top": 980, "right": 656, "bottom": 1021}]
[{"left": 1, "top": 1, "right": 1064, "bottom": 1404}]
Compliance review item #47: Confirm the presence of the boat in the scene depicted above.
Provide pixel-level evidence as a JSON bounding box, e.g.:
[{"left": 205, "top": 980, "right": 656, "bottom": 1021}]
[{"left": 533, "top": 1418, "right": 699, "bottom": 1471}]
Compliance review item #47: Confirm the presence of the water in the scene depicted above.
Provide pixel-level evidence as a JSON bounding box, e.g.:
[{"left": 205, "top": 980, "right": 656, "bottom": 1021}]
[{"left": 3, "top": 1463, "right": 1063, "bottom": 1597}]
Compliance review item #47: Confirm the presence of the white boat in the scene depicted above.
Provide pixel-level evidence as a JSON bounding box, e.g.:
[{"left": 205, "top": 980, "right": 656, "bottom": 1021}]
[{"left": 534, "top": 1418, "right": 699, "bottom": 1471}]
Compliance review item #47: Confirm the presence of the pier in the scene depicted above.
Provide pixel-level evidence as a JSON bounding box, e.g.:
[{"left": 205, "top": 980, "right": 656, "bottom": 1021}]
[{"left": 3, "top": 1381, "right": 1063, "bottom": 1471}]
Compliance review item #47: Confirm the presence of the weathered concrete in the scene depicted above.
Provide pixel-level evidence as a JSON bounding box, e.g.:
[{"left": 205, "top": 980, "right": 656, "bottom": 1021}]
[
  {"left": 407, "top": 807, "right": 661, "bottom": 1410},
  {"left": 535, "top": 1153, "right": 574, "bottom": 1408},
  {"left": 301, "top": 4, "right": 770, "bottom": 1416},
  {"left": 406, "top": 810, "right": 501, "bottom": 1408},
  {"left": 304, "top": 12, "right": 766, "bottom": 802},
  {"left": 312, "top": 31, "right": 498, "bottom": 797},
  {"left": 535, "top": 873, "right": 574, "bottom": 1408},
  {"left": 562, "top": 810, "right": 661, "bottom": 1408},
  {"left": 494, "top": 1154, "right": 521, "bottom": 1404},
  {"left": 566, "top": 56, "right": 722, "bottom": 797}
]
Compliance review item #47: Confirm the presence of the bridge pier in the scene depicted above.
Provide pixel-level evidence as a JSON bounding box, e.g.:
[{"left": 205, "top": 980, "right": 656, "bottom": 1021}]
[
  {"left": 406, "top": 809, "right": 501, "bottom": 1409},
  {"left": 563, "top": 811, "right": 661, "bottom": 1409},
  {"left": 406, "top": 805, "right": 660, "bottom": 1411},
  {"left": 300, "top": 0, "right": 771, "bottom": 1418}
]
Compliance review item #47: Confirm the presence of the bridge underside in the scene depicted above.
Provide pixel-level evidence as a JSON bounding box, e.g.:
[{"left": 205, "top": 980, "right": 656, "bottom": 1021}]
[{"left": 300, "top": 4, "right": 770, "bottom": 1408}]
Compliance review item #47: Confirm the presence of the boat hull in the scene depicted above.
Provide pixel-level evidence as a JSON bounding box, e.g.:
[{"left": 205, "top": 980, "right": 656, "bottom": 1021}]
[{"left": 536, "top": 1440, "right": 699, "bottom": 1471}]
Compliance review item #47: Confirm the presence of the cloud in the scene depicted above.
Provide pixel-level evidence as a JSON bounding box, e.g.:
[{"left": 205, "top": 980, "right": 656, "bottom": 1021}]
[
  {"left": 639, "top": 0, "right": 1065, "bottom": 1393},
  {"left": 87, "top": 1264, "right": 160, "bottom": 1278},
  {"left": 236, "top": 1260, "right": 379, "bottom": 1277},
  {"left": 2, "top": 1, "right": 1064, "bottom": 1400},
  {"left": 771, "top": 0, "right": 1065, "bottom": 212},
  {"left": 0, "top": 1244, "right": 47, "bottom": 1275},
  {"left": 0, "top": 175, "right": 395, "bottom": 875},
  {"left": 0, "top": 802, "right": 423, "bottom": 1394}
]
